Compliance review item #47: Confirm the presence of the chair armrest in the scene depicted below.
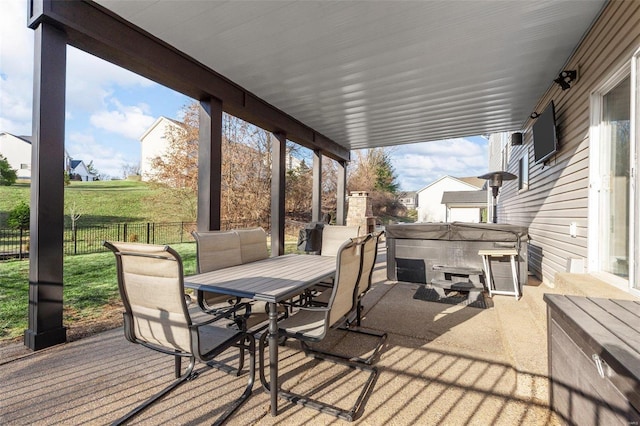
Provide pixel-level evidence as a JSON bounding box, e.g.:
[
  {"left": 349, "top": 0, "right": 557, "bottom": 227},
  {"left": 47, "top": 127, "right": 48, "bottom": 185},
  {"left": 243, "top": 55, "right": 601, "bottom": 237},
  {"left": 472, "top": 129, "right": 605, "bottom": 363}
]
[
  {"left": 189, "top": 310, "right": 237, "bottom": 328},
  {"left": 298, "top": 306, "right": 330, "bottom": 313}
]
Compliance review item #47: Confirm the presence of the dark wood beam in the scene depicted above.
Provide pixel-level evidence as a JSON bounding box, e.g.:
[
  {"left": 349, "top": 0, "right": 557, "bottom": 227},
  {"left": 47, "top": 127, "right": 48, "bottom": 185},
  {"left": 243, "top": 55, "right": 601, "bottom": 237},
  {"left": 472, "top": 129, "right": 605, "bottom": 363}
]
[
  {"left": 312, "top": 150, "right": 322, "bottom": 222},
  {"left": 24, "top": 21, "right": 67, "bottom": 350},
  {"left": 197, "top": 98, "right": 223, "bottom": 231},
  {"left": 29, "top": 0, "right": 349, "bottom": 162},
  {"left": 271, "top": 133, "right": 286, "bottom": 256},
  {"left": 336, "top": 160, "right": 347, "bottom": 225}
]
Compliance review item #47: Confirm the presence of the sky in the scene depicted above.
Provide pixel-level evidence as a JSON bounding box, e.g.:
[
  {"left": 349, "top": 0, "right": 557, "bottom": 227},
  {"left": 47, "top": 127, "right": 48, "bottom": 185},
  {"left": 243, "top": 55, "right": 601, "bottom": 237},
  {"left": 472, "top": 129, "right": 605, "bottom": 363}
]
[{"left": 0, "top": 0, "right": 488, "bottom": 189}]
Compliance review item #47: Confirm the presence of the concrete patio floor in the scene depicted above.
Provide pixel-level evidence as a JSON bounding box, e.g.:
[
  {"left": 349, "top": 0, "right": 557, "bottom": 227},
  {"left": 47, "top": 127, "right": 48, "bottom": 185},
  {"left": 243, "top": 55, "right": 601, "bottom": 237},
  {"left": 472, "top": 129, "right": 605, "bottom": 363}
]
[{"left": 2, "top": 244, "right": 637, "bottom": 425}]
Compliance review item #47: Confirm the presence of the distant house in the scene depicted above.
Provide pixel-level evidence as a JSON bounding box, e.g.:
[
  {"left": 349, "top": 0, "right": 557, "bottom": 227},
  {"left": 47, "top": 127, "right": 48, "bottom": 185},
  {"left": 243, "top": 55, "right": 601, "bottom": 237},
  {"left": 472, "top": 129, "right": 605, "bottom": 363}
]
[
  {"left": 1, "top": 132, "right": 97, "bottom": 181},
  {"left": 140, "top": 115, "right": 305, "bottom": 182},
  {"left": 416, "top": 176, "right": 484, "bottom": 223},
  {"left": 397, "top": 191, "right": 417, "bottom": 210},
  {"left": 0, "top": 132, "right": 32, "bottom": 179},
  {"left": 139, "top": 116, "right": 185, "bottom": 181},
  {"left": 67, "top": 159, "right": 96, "bottom": 181},
  {"left": 441, "top": 190, "right": 487, "bottom": 223}
]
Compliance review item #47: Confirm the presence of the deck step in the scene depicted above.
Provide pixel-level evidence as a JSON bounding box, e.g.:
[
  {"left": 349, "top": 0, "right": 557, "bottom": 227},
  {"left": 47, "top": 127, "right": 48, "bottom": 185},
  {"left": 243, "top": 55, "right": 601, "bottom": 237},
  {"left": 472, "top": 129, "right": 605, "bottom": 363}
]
[
  {"left": 431, "top": 278, "right": 483, "bottom": 291},
  {"left": 432, "top": 265, "right": 483, "bottom": 276}
]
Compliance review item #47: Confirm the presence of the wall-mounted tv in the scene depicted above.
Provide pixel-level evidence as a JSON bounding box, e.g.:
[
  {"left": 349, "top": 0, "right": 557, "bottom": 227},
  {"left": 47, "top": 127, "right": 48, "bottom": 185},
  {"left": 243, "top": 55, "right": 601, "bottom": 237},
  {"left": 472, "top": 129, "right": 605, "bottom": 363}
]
[{"left": 532, "top": 100, "right": 558, "bottom": 164}]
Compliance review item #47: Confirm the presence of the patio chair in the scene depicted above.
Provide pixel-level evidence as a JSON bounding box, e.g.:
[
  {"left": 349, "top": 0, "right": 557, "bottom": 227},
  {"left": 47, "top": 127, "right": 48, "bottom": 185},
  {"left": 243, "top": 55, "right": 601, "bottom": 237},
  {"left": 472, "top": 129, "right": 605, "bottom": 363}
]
[
  {"left": 320, "top": 224, "right": 361, "bottom": 256},
  {"left": 191, "top": 230, "right": 246, "bottom": 318},
  {"left": 302, "top": 224, "right": 361, "bottom": 302},
  {"left": 258, "top": 238, "right": 378, "bottom": 421},
  {"left": 103, "top": 241, "right": 255, "bottom": 426},
  {"left": 341, "top": 231, "right": 387, "bottom": 364},
  {"left": 307, "top": 233, "right": 386, "bottom": 364}
]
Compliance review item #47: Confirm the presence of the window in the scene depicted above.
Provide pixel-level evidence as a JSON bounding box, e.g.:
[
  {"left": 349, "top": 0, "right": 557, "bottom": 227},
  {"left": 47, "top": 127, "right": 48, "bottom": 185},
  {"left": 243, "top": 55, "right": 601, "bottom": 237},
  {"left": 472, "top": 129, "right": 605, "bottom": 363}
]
[
  {"left": 20, "top": 163, "right": 29, "bottom": 169},
  {"left": 518, "top": 155, "right": 528, "bottom": 192}
]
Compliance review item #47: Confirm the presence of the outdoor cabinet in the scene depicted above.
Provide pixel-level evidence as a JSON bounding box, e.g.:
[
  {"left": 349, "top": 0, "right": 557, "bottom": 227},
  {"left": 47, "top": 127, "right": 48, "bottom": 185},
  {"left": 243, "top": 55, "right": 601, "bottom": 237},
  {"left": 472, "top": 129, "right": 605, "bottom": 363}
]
[{"left": 544, "top": 294, "right": 640, "bottom": 426}]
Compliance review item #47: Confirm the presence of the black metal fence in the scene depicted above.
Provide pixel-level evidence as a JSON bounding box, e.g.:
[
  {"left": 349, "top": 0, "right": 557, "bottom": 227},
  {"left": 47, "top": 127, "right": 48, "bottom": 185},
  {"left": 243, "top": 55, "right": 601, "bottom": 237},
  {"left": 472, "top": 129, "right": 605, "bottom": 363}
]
[
  {"left": 0, "top": 222, "right": 200, "bottom": 259},
  {"left": 0, "top": 219, "right": 311, "bottom": 260}
]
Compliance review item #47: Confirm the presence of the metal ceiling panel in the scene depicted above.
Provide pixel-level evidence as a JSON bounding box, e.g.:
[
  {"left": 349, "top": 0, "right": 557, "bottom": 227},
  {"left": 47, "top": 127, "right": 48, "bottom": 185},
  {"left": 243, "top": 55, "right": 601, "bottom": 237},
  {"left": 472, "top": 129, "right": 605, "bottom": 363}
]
[{"left": 95, "top": 0, "right": 606, "bottom": 151}]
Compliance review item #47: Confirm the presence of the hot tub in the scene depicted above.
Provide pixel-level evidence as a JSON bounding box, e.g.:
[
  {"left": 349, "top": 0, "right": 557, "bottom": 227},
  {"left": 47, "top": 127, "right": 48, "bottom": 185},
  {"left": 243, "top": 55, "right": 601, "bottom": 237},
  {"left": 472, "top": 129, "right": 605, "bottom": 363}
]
[{"left": 386, "top": 222, "right": 529, "bottom": 292}]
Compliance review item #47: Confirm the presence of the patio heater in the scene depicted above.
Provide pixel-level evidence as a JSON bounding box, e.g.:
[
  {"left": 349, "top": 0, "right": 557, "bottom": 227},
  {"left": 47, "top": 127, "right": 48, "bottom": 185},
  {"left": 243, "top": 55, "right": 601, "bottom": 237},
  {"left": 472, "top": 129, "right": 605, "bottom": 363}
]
[{"left": 478, "top": 171, "right": 517, "bottom": 223}]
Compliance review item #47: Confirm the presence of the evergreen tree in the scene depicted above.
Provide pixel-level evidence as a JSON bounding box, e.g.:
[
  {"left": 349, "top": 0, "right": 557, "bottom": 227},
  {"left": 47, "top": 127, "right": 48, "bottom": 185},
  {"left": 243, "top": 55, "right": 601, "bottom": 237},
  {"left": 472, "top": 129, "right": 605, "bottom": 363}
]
[{"left": 0, "top": 154, "right": 17, "bottom": 186}]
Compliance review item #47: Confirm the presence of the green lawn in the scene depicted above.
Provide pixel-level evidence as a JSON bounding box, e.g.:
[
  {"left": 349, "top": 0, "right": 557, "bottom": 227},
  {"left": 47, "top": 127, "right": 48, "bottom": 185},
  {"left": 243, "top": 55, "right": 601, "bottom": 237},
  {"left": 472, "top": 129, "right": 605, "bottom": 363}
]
[
  {"left": 0, "top": 180, "right": 195, "bottom": 226},
  {"left": 0, "top": 241, "right": 300, "bottom": 342},
  {"left": 0, "top": 242, "right": 197, "bottom": 341}
]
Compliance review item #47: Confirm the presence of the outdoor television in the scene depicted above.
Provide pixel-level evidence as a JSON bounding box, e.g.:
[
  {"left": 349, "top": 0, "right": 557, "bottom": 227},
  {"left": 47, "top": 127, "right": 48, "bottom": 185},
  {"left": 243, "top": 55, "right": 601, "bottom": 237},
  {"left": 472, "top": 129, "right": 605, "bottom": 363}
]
[{"left": 532, "top": 100, "right": 558, "bottom": 164}]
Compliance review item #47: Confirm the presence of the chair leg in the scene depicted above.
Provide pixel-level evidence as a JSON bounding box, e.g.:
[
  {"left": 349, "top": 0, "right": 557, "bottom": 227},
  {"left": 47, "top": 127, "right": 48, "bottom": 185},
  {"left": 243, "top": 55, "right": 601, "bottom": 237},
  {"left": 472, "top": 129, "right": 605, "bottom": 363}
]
[
  {"left": 174, "top": 353, "right": 181, "bottom": 378},
  {"left": 281, "top": 341, "right": 379, "bottom": 422},
  {"left": 212, "top": 333, "right": 256, "bottom": 426},
  {"left": 111, "top": 357, "right": 197, "bottom": 426}
]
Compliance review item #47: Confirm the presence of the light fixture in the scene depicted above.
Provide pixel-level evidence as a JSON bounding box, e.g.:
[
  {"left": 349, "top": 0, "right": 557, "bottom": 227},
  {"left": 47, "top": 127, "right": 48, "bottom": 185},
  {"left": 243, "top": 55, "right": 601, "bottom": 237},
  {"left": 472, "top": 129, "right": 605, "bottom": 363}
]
[
  {"left": 478, "top": 171, "right": 517, "bottom": 223},
  {"left": 554, "top": 70, "right": 577, "bottom": 91},
  {"left": 530, "top": 112, "right": 540, "bottom": 119}
]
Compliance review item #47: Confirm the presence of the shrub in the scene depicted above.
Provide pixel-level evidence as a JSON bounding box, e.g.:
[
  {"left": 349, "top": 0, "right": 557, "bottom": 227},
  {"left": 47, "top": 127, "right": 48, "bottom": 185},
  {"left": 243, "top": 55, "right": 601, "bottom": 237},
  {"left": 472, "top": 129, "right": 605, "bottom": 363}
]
[{"left": 7, "top": 201, "right": 30, "bottom": 230}]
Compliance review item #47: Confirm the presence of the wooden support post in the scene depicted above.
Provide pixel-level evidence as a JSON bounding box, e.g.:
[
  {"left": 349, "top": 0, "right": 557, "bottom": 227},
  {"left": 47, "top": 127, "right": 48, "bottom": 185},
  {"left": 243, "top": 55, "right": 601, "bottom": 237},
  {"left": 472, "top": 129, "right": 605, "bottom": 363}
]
[
  {"left": 271, "top": 132, "right": 286, "bottom": 256},
  {"left": 312, "top": 150, "right": 322, "bottom": 222},
  {"left": 24, "top": 21, "right": 67, "bottom": 350},
  {"left": 336, "top": 160, "right": 347, "bottom": 225},
  {"left": 197, "top": 97, "right": 223, "bottom": 231}
]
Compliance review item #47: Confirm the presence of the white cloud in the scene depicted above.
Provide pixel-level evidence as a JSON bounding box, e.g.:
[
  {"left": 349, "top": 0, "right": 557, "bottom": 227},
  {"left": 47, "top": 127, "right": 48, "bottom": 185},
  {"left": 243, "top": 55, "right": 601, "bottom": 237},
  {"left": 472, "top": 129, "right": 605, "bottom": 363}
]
[
  {"left": 391, "top": 138, "right": 488, "bottom": 190},
  {"left": 0, "top": 0, "right": 35, "bottom": 135},
  {"left": 90, "top": 99, "right": 155, "bottom": 140},
  {"left": 66, "top": 46, "right": 155, "bottom": 112}
]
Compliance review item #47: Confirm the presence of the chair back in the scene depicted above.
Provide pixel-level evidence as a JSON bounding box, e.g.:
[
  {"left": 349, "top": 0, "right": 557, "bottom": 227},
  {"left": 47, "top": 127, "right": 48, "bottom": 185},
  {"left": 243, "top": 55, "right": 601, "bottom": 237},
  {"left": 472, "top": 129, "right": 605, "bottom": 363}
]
[
  {"left": 356, "top": 232, "right": 381, "bottom": 298},
  {"left": 235, "top": 227, "right": 269, "bottom": 263},
  {"left": 321, "top": 225, "right": 360, "bottom": 257},
  {"left": 104, "top": 241, "right": 192, "bottom": 353},
  {"left": 327, "top": 238, "right": 363, "bottom": 326},
  {"left": 192, "top": 230, "right": 243, "bottom": 273}
]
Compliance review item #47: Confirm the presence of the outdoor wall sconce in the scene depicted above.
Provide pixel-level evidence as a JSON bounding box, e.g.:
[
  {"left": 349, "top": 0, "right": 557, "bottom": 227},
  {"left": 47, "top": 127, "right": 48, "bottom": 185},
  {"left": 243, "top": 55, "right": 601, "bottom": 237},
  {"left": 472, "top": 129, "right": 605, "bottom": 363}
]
[
  {"left": 478, "top": 171, "right": 517, "bottom": 223},
  {"left": 554, "top": 70, "right": 577, "bottom": 90}
]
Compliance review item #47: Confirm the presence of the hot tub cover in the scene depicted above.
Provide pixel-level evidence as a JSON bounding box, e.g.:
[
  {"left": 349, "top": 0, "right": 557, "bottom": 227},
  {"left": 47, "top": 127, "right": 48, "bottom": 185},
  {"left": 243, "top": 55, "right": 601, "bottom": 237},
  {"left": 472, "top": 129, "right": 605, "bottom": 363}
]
[{"left": 385, "top": 222, "right": 528, "bottom": 242}]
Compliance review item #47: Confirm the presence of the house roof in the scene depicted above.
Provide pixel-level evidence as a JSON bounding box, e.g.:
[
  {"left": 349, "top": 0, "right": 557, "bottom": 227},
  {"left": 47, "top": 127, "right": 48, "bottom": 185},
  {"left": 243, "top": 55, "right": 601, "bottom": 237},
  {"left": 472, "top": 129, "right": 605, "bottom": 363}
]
[
  {"left": 87, "top": 1, "right": 605, "bottom": 152},
  {"left": 441, "top": 190, "right": 487, "bottom": 207},
  {"left": 457, "top": 177, "right": 485, "bottom": 189},
  {"left": 416, "top": 175, "right": 482, "bottom": 194},
  {"left": 0, "top": 132, "right": 33, "bottom": 145},
  {"left": 139, "top": 116, "right": 186, "bottom": 142}
]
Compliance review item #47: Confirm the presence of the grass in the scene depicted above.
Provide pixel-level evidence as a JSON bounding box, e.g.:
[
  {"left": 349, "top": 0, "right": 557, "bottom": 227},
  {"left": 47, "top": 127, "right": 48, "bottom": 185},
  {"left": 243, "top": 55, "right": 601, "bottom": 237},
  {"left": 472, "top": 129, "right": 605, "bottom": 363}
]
[
  {"left": 1, "top": 241, "right": 300, "bottom": 342},
  {"left": 0, "top": 243, "right": 197, "bottom": 341},
  {"left": 0, "top": 180, "right": 195, "bottom": 226}
]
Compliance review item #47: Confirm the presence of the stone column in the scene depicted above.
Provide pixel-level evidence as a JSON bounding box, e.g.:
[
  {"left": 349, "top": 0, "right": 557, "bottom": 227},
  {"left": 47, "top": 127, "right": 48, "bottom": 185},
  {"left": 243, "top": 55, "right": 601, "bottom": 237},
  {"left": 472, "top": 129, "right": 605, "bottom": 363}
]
[{"left": 346, "top": 191, "right": 375, "bottom": 235}]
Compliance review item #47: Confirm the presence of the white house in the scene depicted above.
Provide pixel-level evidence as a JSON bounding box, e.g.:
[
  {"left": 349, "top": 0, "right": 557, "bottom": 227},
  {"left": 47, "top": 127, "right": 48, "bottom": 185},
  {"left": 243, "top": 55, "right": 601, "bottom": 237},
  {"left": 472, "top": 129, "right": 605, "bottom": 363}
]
[
  {"left": 416, "top": 176, "right": 484, "bottom": 223},
  {"left": 0, "top": 132, "right": 32, "bottom": 179},
  {"left": 1, "top": 132, "right": 97, "bottom": 181},
  {"left": 139, "top": 116, "right": 184, "bottom": 181},
  {"left": 397, "top": 191, "right": 417, "bottom": 211},
  {"left": 68, "top": 159, "right": 96, "bottom": 181}
]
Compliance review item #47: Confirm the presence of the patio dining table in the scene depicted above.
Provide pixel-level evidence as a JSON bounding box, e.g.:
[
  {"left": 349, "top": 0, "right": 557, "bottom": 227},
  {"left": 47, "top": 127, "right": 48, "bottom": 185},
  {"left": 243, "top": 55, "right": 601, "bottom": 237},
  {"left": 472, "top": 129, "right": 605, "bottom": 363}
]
[{"left": 184, "top": 253, "right": 336, "bottom": 416}]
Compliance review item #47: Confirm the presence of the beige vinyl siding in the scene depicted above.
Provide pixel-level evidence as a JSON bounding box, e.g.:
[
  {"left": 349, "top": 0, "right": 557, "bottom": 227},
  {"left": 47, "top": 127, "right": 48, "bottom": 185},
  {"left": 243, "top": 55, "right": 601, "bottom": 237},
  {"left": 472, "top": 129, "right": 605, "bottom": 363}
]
[{"left": 498, "top": 0, "right": 640, "bottom": 284}]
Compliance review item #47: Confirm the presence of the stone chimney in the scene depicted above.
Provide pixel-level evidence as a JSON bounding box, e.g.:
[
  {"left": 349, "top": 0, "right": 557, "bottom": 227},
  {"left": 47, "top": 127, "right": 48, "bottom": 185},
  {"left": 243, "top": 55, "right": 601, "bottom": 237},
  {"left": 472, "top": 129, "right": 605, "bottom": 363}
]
[{"left": 346, "top": 191, "right": 376, "bottom": 235}]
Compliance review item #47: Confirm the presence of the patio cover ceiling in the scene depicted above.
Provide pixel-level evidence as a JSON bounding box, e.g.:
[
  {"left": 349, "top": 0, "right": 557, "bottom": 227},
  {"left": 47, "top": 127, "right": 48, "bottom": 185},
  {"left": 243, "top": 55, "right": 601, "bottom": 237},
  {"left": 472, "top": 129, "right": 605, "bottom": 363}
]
[{"left": 94, "top": 0, "right": 606, "bottom": 152}]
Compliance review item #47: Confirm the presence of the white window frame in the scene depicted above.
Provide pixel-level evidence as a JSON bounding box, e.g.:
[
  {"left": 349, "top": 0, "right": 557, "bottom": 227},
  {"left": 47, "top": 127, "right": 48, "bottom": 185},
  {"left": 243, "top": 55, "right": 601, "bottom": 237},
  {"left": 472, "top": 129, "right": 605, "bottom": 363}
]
[
  {"left": 518, "top": 153, "right": 529, "bottom": 192},
  {"left": 588, "top": 50, "right": 639, "bottom": 295}
]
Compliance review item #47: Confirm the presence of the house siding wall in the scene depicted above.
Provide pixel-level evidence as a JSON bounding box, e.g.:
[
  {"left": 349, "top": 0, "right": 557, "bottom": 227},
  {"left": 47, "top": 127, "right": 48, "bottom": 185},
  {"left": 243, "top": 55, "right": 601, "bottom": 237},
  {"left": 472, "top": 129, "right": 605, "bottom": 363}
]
[
  {"left": 140, "top": 118, "right": 176, "bottom": 181},
  {"left": 0, "top": 134, "right": 32, "bottom": 178},
  {"left": 497, "top": 0, "right": 640, "bottom": 284}
]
